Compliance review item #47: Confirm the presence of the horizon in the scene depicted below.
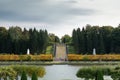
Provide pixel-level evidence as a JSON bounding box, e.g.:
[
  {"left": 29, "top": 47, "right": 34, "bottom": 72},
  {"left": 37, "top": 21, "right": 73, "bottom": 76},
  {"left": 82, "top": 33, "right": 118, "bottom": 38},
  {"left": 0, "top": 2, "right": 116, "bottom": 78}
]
[{"left": 0, "top": 0, "right": 120, "bottom": 38}]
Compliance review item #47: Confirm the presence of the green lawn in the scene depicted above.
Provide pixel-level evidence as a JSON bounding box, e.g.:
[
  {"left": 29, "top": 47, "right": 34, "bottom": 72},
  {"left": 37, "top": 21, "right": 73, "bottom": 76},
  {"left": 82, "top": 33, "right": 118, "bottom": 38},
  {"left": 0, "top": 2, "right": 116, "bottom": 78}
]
[
  {"left": 46, "top": 46, "right": 53, "bottom": 54},
  {"left": 46, "top": 45, "right": 75, "bottom": 54}
]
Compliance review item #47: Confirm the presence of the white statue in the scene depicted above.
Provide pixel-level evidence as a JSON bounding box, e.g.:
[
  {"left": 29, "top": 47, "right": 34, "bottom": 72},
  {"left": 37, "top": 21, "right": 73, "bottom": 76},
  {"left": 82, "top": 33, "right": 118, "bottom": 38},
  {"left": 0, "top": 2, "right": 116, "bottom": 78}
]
[
  {"left": 27, "top": 49, "right": 30, "bottom": 55},
  {"left": 93, "top": 48, "right": 96, "bottom": 55}
]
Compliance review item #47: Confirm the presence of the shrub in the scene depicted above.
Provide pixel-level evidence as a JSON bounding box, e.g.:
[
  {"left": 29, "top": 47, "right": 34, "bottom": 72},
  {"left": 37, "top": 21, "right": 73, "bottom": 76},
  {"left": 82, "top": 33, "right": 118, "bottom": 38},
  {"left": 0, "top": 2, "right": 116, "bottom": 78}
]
[
  {"left": 68, "top": 54, "right": 120, "bottom": 61},
  {"left": 115, "top": 66, "right": 120, "bottom": 70},
  {"left": 12, "top": 65, "right": 46, "bottom": 78},
  {"left": 32, "top": 72, "right": 38, "bottom": 80},
  {"left": 21, "top": 71, "right": 27, "bottom": 80},
  {"left": 111, "top": 66, "right": 120, "bottom": 80},
  {"left": 95, "top": 70, "right": 104, "bottom": 80},
  {"left": 26, "top": 55, "right": 31, "bottom": 61},
  {"left": 0, "top": 67, "right": 17, "bottom": 80},
  {"left": 83, "top": 56, "right": 89, "bottom": 61},
  {"left": 76, "top": 67, "right": 111, "bottom": 80},
  {"left": 76, "top": 68, "right": 95, "bottom": 80}
]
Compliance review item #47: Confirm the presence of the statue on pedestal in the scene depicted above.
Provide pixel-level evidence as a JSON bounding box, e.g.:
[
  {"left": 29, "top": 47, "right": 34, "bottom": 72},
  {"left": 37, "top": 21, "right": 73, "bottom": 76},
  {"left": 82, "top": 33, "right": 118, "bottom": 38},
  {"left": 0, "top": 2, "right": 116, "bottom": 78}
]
[
  {"left": 27, "top": 49, "right": 30, "bottom": 55},
  {"left": 93, "top": 48, "right": 96, "bottom": 55}
]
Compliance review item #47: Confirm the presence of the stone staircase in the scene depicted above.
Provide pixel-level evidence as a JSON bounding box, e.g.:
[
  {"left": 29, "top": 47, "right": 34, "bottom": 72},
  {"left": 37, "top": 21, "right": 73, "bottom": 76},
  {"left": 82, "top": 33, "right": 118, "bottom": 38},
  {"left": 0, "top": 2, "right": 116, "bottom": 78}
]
[{"left": 54, "top": 43, "right": 67, "bottom": 61}]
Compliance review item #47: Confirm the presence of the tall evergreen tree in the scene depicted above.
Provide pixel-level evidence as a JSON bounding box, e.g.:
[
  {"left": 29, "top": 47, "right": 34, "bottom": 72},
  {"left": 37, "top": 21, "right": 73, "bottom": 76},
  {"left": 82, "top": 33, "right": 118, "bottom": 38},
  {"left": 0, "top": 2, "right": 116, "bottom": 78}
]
[
  {"left": 86, "top": 26, "right": 93, "bottom": 54},
  {"left": 81, "top": 28, "right": 86, "bottom": 54},
  {"left": 21, "top": 71, "right": 27, "bottom": 80},
  {"left": 99, "top": 33, "right": 105, "bottom": 54},
  {"left": 95, "top": 70, "right": 104, "bottom": 80},
  {"left": 0, "top": 27, "right": 8, "bottom": 53},
  {"left": 111, "top": 27, "right": 120, "bottom": 53},
  {"left": 31, "top": 72, "right": 38, "bottom": 80},
  {"left": 72, "top": 29, "right": 79, "bottom": 53}
]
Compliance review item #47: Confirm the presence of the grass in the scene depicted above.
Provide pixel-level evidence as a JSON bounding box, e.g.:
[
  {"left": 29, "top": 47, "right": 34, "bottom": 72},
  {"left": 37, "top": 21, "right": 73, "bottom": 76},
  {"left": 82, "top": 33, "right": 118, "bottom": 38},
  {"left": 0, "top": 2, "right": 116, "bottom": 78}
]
[{"left": 46, "top": 46, "right": 53, "bottom": 54}]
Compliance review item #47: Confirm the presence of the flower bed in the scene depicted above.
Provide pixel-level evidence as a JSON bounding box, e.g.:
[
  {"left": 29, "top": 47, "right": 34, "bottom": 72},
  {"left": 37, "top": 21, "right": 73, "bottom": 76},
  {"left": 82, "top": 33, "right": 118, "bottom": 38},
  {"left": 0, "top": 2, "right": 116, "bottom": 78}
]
[
  {"left": 68, "top": 54, "right": 120, "bottom": 61},
  {"left": 0, "top": 54, "right": 53, "bottom": 61}
]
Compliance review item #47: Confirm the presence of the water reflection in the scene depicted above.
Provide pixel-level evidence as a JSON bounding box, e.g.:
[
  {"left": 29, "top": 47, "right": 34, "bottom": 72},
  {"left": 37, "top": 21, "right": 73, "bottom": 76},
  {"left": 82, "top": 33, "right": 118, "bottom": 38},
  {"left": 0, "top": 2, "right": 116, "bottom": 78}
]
[
  {"left": 39, "top": 65, "right": 113, "bottom": 80},
  {"left": 40, "top": 65, "right": 81, "bottom": 80}
]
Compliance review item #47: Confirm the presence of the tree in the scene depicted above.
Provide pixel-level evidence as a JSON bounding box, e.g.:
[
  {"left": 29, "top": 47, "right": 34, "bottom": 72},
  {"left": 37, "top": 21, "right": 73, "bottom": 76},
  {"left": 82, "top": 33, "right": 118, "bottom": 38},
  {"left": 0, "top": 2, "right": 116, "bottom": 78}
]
[
  {"left": 111, "top": 27, "right": 120, "bottom": 53},
  {"left": 71, "top": 25, "right": 118, "bottom": 54},
  {"left": 20, "top": 28, "right": 29, "bottom": 54},
  {"left": 72, "top": 29, "right": 79, "bottom": 53},
  {"left": 61, "top": 34, "right": 71, "bottom": 44},
  {"left": 8, "top": 27, "right": 23, "bottom": 54},
  {"left": 99, "top": 33, "right": 105, "bottom": 54},
  {"left": 21, "top": 71, "right": 27, "bottom": 80},
  {"left": 28, "top": 28, "right": 49, "bottom": 54},
  {"left": 95, "top": 70, "right": 104, "bottom": 80},
  {"left": 0, "top": 27, "right": 8, "bottom": 53},
  {"left": 86, "top": 26, "right": 92, "bottom": 54},
  {"left": 100, "top": 26, "right": 113, "bottom": 53},
  {"left": 31, "top": 72, "right": 38, "bottom": 80},
  {"left": 48, "top": 33, "right": 60, "bottom": 43}
]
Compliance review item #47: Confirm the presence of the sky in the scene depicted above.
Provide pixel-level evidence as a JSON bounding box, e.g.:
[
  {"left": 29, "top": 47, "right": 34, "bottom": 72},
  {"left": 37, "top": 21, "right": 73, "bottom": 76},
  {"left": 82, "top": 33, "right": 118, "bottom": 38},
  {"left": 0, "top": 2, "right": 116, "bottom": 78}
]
[{"left": 0, "top": 0, "right": 120, "bottom": 38}]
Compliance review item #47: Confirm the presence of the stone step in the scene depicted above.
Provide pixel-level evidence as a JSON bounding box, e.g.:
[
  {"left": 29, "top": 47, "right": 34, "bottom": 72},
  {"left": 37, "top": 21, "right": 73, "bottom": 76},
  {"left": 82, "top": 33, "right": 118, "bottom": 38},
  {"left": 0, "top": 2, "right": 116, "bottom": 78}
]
[{"left": 54, "top": 43, "right": 67, "bottom": 61}]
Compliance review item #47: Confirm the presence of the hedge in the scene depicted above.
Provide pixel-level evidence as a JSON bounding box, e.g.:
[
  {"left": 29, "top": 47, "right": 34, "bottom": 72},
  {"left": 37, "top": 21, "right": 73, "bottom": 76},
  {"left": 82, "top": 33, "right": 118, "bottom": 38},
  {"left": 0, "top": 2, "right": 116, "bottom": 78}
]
[
  {"left": 68, "top": 54, "right": 120, "bottom": 61},
  {"left": 0, "top": 54, "right": 53, "bottom": 61}
]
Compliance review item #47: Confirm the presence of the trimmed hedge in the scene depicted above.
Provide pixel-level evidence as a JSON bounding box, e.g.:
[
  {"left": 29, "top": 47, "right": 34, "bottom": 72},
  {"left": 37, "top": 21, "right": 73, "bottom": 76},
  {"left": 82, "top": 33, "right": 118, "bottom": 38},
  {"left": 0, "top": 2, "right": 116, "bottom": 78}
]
[
  {"left": 68, "top": 54, "right": 120, "bottom": 61},
  {"left": 1, "top": 54, "right": 120, "bottom": 61},
  {"left": 0, "top": 54, "right": 53, "bottom": 61}
]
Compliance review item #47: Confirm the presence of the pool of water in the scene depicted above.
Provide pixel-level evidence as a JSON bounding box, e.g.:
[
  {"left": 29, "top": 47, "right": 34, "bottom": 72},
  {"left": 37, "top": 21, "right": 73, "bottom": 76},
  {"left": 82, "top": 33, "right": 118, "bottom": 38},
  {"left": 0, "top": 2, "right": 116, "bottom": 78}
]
[
  {"left": 15, "top": 65, "right": 113, "bottom": 80},
  {"left": 38, "top": 65, "right": 113, "bottom": 80},
  {"left": 40, "top": 65, "right": 81, "bottom": 80}
]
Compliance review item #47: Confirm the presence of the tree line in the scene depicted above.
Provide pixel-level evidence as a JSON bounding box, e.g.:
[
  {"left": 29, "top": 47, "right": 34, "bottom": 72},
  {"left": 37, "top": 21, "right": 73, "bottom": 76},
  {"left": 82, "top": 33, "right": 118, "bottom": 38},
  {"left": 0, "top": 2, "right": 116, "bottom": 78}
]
[
  {"left": 0, "top": 24, "right": 120, "bottom": 54},
  {"left": 0, "top": 26, "right": 48, "bottom": 54},
  {"left": 72, "top": 24, "right": 120, "bottom": 54}
]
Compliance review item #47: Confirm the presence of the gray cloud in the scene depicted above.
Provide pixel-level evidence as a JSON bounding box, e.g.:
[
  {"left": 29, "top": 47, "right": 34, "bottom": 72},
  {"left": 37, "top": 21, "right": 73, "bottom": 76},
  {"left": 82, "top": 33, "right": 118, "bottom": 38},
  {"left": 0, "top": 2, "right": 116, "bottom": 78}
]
[
  {"left": 0, "top": 0, "right": 96, "bottom": 24},
  {"left": 0, "top": 0, "right": 120, "bottom": 37}
]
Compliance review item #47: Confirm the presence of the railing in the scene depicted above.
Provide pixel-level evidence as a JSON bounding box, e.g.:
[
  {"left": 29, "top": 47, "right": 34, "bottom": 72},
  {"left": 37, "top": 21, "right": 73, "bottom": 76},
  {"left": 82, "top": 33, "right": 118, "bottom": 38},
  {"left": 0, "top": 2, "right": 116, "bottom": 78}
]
[{"left": 53, "top": 44, "right": 56, "bottom": 57}]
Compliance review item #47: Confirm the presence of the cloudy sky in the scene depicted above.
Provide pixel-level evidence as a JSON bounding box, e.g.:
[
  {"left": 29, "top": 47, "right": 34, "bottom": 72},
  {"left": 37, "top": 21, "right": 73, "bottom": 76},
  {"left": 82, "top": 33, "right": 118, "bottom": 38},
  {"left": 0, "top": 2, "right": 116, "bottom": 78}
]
[{"left": 0, "top": 0, "right": 120, "bottom": 37}]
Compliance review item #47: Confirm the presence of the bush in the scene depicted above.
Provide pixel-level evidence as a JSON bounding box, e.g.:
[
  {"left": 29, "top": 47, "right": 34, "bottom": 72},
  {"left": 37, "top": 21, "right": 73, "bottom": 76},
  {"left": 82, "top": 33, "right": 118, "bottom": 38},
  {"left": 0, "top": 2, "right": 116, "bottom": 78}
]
[
  {"left": 0, "top": 67, "right": 17, "bottom": 80},
  {"left": 76, "top": 68, "right": 95, "bottom": 80},
  {"left": 76, "top": 67, "right": 111, "bottom": 80},
  {"left": 32, "top": 72, "right": 38, "bottom": 80},
  {"left": 115, "top": 66, "right": 120, "bottom": 70},
  {"left": 95, "top": 70, "right": 104, "bottom": 80},
  {"left": 0, "top": 54, "right": 53, "bottom": 61},
  {"left": 12, "top": 65, "right": 46, "bottom": 78},
  {"left": 26, "top": 55, "right": 31, "bottom": 61},
  {"left": 21, "top": 71, "right": 27, "bottom": 80},
  {"left": 110, "top": 66, "right": 120, "bottom": 80},
  {"left": 68, "top": 54, "right": 120, "bottom": 61}
]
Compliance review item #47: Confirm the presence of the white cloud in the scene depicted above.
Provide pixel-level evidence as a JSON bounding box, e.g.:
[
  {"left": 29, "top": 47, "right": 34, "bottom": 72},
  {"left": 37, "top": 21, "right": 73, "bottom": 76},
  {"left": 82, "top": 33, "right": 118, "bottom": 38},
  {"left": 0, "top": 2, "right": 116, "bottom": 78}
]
[{"left": 0, "top": 0, "right": 120, "bottom": 37}]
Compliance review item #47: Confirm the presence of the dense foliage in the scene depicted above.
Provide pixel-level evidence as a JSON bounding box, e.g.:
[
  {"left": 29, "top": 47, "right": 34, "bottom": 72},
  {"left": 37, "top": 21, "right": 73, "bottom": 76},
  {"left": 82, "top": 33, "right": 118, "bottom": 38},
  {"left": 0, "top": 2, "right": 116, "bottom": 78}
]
[
  {"left": 0, "top": 67, "right": 17, "bottom": 80},
  {"left": 61, "top": 34, "right": 72, "bottom": 44},
  {"left": 77, "top": 66, "right": 120, "bottom": 80},
  {"left": 0, "top": 27, "right": 48, "bottom": 54},
  {"left": 76, "top": 66, "right": 111, "bottom": 80},
  {"left": 32, "top": 72, "right": 38, "bottom": 80},
  {"left": 95, "top": 70, "right": 104, "bottom": 80},
  {"left": 21, "top": 71, "right": 27, "bottom": 80},
  {"left": 72, "top": 25, "right": 120, "bottom": 54},
  {"left": 0, "top": 65, "right": 45, "bottom": 80},
  {"left": 12, "top": 65, "right": 46, "bottom": 78},
  {"left": 48, "top": 33, "right": 60, "bottom": 44}
]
